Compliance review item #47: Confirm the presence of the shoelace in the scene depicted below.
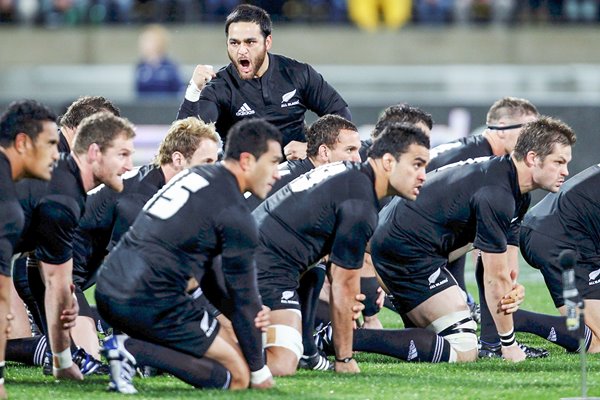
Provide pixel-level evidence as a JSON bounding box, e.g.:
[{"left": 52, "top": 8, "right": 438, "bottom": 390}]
[{"left": 120, "top": 356, "right": 137, "bottom": 383}]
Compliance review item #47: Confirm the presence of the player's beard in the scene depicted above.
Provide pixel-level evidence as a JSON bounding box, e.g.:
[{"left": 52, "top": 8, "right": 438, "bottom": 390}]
[{"left": 231, "top": 50, "right": 267, "bottom": 80}]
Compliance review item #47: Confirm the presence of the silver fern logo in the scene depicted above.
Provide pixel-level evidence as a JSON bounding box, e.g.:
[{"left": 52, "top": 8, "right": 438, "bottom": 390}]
[
  {"left": 589, "top": 268, "right": 600, "bottom": 286},
  {"left": 281, "top": 290, "right": 299, "bottom": 305},
  {"left": 428, "top": 269, "right": 441, "bottom": 285},
  {"left": 281, "top": 89, "right": 299, "bottom": 108},
  {"left": 428, "top": 268, "right": 448, "bottom": 289},
  {"left": 282, "top": 89, "right": 296, "bottom": 103}
]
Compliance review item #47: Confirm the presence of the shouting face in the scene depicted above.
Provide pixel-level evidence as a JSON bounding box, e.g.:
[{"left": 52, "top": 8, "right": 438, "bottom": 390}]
[{"left": 227, "top": 21, "right": 272, "bottom": 80}]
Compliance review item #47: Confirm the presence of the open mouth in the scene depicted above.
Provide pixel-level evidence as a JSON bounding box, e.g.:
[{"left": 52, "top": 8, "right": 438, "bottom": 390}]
[{"left": 239, "top": 59, "right": 252, "bottom": 74}]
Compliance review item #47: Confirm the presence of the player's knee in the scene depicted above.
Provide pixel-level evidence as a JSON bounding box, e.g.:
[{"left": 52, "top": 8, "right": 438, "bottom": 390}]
[
  {"left": 587, "top": 330, "right": 600, "bottom": 353},
  {"left": 264, "top": 324, "right": 303, "bottom": 376},
  {"left": 227, "top": 360, "right": 250, "bottom": 389},
  {"left": 427, "top": 310, "right": 478, "bottom": 356},
  {"left": 265, "top": 349, "right": 297, "bottom": 376}
]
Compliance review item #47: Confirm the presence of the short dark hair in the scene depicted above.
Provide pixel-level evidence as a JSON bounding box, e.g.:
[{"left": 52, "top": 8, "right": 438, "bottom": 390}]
[
  {"left": 59, "top": 96, "right": 120, "bottom": 130},
  {"left": 306, "top": 115, "right": 358, "bottom": 158},
  {"left": 73, "top": 112, "right": 136, "bottom": 155},
  {"left": 368, "top": 122, "right": 430, "bottom": 160},
  {"left": 513, "top": 116, "right": 576, "bottom": 162},
  {"left": 225, "top": 4, "right": 272, "bottom": 38},
  {"left": 224, "top": 119, "right": 281, "bottom": 161},
  {"left": 0, "top": 99, "right": 57, "bottom": 147},
  {"left": 486, "top": 97, "right": 538, "bottom": 124},
  {"left": 372, "top": 104, "right": 433, "bottom": 139}
]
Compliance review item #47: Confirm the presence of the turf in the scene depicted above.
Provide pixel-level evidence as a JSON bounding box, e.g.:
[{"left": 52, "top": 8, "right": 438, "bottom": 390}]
[{"left": 5, "top": 259, "right": 599, "bottom": 399}]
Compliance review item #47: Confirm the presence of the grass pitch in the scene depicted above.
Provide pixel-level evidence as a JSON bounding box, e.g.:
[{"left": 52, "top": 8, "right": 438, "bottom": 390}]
[{"left": 5, "top": 260, "right": 599, "bottom": 399}]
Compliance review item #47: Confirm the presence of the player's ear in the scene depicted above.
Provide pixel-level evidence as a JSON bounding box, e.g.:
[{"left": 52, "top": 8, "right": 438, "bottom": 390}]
[
  {"left": 265, "top": 34, "right": 272, "bottom": 51},
  {"left": 87, "top": 143, "right": 101, "bottom": 161},
  {"left": 525, "top": 151, "right": 537, "bottom": 167},
  {"left": 318, "top": 144, "right": 329, "bottom": 162},
  {"left": 382, "top": 153, "right": 395, "bottom": 172},
  {"left": 239, "top": 151, "right": 254, "bottom": 172},
  {"left": 14, "top": 132, "right": 30, "bottom": 153},
  {"left": 171, "top": 151, "right": 184, "bottom": 167}
]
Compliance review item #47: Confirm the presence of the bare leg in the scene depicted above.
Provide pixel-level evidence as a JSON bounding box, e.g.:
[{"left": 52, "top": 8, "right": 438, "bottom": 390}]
[
  {"left": 406, "top": 285, "right": 477, "bottom": 362},
  {"left": 264, "top": 309, "right": 302, "bottom": 376},
  {"left": 204, "top": 331, "right": 250, "bottom": 389},
  {"left": 8, "top": 278, "right": 31, "bottom": 339},
  {"left": 0, "top": 275, "right": 12, "bottom": 399},
  {"left": 70, "top": 316, "right": 100, "bottom": 359}
]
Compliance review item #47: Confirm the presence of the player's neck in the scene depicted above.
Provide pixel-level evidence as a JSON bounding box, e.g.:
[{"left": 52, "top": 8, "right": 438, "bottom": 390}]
[
  {"left": 309, "top": 156, "right": 324, "bottom": 168},
  {"left": 511, "top": 155, "right": 536, "bottom": 194},
  {"left": 222, "top": 160, "right": 247, "bottom": 193},
  {"left": 160, "top": 163, "right": 180, "bottom": 184},
  {"left": 0, "top": 147, "right": 23, "bottom": 181},
  {"left": 367, "top": 158, "right": 389, "bottom": 200},
  {"left": 255, "top": 53, "right": 270, "bottom": 78},
  {"left": 61, "top": 126, "right": 76, "bottom": 149},
  {"left": 482, "top": 131, "right": 507, "bottom": 157},
  {"left": 71, "top": 151, "right": 96, "bottom": 192}
]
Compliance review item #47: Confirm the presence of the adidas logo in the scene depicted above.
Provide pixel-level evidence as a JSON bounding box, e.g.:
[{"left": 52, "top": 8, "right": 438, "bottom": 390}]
[
  {"left": 235, "top": 103, "right": 255, "bottom": 116},
  {"left": 407, "top": 340, "right": 418, "bottom": 361},
  {"left": 547, "top": 327, "right": 557, "bottom": 342}
]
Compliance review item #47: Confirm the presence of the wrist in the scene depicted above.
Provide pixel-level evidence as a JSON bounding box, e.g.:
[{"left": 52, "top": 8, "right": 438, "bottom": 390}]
[
  {"left": 250, "top": 365, "right": 272, "bottom": 385},
  {"left": 52, "top": 348, "right": 73, "bottom": 371},
  {"left": 335, "top": 356, "right": 353, "bottom": 363},
  {"left": 184, "top": 79, "right": 202, "bottom": 102}
]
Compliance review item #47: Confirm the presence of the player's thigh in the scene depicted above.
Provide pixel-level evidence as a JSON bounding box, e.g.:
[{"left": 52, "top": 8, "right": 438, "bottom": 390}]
[
  {"left": 264, "top": 309, "right": 303, "bottom": 374},
  {"left": 583, "top": 299, "right": 600, "bottom": 352},
  {"left": 215, "top": 314, "right": 239, "bottom": 349},
  {"left": 407, "top": 284, "right": 469, "bottom": 327}
]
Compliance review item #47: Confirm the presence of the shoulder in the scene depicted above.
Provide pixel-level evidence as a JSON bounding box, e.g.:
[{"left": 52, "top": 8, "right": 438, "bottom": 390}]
[
  {"left": 271, "top": 54, "right": 313, "bottom": 81},
  {"left": 272, "top": 53, "right": 307, "bottom": 69}
]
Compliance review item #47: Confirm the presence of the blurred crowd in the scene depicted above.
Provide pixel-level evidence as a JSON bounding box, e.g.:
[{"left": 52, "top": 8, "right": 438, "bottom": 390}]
[{"left": 1, "top": 0, "right": 600, "bottom": 28}]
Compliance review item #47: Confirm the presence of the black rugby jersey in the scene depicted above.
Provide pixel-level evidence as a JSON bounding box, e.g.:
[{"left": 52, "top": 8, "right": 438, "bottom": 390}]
[
  {"left": 16, "top": 154, "right": 86, "bottom": 265},
  {"left": 109, "top": 164, "right": 166, "bottom": 248},
  {"left": 58, "top": 130, "right": 70, "bottom": 154},
  {"left": 96, "top": 163, "right": 264, "bottom": 370},
  {"left": 72, "top": 164, "right": 166, "bottom": 286},
  {"left": 372, "top": 155, "right": 530, "bottom": 275},
  {"left": 246, "top": 157, "right": 315, "bottom": 211},
  {"left": 0, "top": 153, "right": 25, "bottom": 276},
  {"left": 523, "top": 163, "right": 600, "bottom": 263},
  {"left": 177, "top": 53, "right": 350, "bottom": 146},
  {"left": 427, "top": 134, "right": 493, "bottom": 172},
  {"left": 253, "top": 161, "right": 379, "bottom": 272}
]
